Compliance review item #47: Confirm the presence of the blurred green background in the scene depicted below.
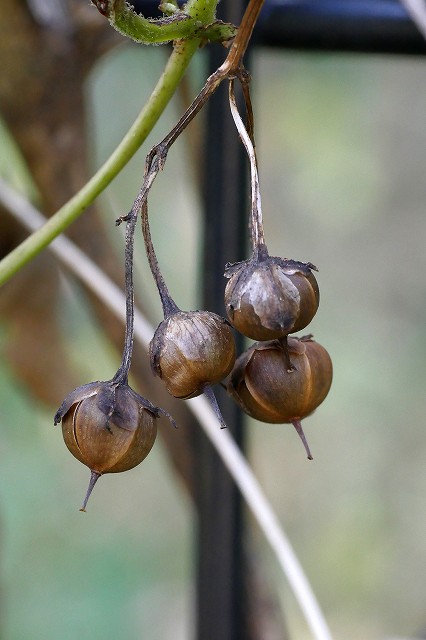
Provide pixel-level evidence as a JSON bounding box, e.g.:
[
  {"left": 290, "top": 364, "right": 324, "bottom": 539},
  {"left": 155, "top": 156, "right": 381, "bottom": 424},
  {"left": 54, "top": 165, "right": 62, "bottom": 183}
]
[{"left": 1, "top": 42, "right": 426, "bottom": 640}]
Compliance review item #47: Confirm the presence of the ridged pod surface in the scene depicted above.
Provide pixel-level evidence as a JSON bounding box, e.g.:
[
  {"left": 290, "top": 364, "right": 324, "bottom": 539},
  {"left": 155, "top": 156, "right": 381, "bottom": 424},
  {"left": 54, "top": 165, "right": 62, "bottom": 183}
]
[
  {"left": 54, "top": 381, "right": 162, "bottom": 510},
  {"left": 227, "top": 336, "right": 332, "bottom": 424},
  {"left": 150, "top": 310, "right": 236, "bottom": 399},
  {"left": 224, "top": 257, "right": 319, "bottom": 341}
]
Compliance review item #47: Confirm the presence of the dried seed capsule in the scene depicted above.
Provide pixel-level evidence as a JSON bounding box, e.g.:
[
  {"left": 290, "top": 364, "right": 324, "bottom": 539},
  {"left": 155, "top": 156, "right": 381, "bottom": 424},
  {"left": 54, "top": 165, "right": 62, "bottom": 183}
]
[
  {"left": 227, "top": 336, "right": 332, "bottom": 459},
  {"left": 54, "top": 381, "right": 172, "bottom": 510},
  {"left": 224, "top": 256, "right": 319, "bottom": 341},
  {"left": 150, "top": 310, "right": 236, "bottom": 399}
]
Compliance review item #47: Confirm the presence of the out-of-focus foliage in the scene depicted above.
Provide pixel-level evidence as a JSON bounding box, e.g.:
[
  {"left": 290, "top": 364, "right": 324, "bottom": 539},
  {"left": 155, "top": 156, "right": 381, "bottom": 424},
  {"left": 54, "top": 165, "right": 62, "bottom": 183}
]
[
  {"left": 1, "top": 42, "right": 426, "bottom": 640},
  {"left": 0, "top": 120, "right": 38, "bottom": 200},
  {"left": 0, "top": 272, "right": 193, "bottom": 640},
  {"left": 251, "top": 51, "right": 426, "bottom": 639}
]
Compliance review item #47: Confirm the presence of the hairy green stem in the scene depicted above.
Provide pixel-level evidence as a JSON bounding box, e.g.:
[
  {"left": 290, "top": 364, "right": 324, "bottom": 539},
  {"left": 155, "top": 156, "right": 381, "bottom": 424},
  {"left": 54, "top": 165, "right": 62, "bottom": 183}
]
[
  {"left": 107, "top": 0, "right": 235, "bottom": 45},
  {"left": 0, "top": 38, "right": 202, "bottom": 286}
]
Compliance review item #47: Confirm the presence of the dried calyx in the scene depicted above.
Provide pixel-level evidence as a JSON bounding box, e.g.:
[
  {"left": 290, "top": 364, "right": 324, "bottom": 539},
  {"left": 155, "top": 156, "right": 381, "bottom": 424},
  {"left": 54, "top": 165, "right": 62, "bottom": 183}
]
[
  {"left": 54, "top": 212, "right": 175, "bottom": 510},
  {"left": 141, "top": 200, "right": 235, "bottom": 427},
  {"left": 227, "top": 335, "right": 333, "bottom": 459},
  {"left": 224, "top": 79, "right": 319, "bottom": 341},
  {"left": 225, "top": 254, "right": 319, "bottom": 341}
]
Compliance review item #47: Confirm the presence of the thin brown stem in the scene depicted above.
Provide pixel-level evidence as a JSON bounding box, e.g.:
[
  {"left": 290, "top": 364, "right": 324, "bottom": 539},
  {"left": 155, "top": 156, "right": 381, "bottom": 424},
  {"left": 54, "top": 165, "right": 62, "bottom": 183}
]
[
  {"left": 203, "top": 386, "right": 228, "bottom": 429},
  {"left": 239, "top": 69, "right": 255, "bottom": 145},
  {"left": 140, "top": 197, "right": 179, "bottom": 318},
  {"left": 292, "top": 420, "right": 313, "bottom": 461},
  {"left": 228, "top": 78, "right": 267, "bottom": 257},
  {"left": 132, "top": 0, "right": 266, "bottom": 227},
  {"left": 222, "top": 0, "right": 265, "bottom": 73},
  {"left": 111, "top": 212, "right": 138, "bottom": 384},
  {"left": 279, "top": 336, "right": 295, "bottom": 372},
  {"left": 80, "top": 471, "right": 101, "bottom": 512}
]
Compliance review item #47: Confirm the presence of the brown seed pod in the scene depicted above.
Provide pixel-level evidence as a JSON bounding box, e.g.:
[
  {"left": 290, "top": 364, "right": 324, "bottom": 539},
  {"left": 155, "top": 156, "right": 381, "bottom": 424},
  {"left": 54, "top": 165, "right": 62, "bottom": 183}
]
[
  {"left": 149, "top": 310, "right": 236, "bottom": 399},
  {"left": 224, "top": 256, "right": 319, "bottom": 341},
  {"left": 227, "top": 336, "right": 332, "bottom": 459},
  {"left": 225, "top": 83, "right": 320, "bottom": 342},
  {"left": 54, "top": 381, "right": 172, "bottom": 510}
]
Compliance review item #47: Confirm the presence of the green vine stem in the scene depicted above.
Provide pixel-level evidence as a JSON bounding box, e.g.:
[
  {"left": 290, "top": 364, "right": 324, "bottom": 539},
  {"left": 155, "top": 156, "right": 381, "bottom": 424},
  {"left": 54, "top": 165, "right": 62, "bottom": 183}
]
[
  {"left": 0, "top": 0, "right": 222, "bottom": 287},
  {"left": 94, "top": 0, "right": 236, "bottom": 45}
]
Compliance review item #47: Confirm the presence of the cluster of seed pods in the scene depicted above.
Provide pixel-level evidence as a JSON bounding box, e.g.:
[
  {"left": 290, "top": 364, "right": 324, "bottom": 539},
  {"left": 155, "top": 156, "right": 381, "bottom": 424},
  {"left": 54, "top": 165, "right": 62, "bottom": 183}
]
[
  {"left": 222, "top": 79, "right": 333, "bottom": 460},
  {"left": 54, "top": 77, "right": 332, "bottom": 510}
]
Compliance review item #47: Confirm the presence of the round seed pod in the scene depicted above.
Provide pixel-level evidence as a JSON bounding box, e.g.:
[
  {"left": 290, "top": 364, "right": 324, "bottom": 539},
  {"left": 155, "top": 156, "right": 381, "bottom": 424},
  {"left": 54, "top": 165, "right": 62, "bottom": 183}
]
[
  {"left": 227, "top": 336, "right": 332, "bottom": 459},
  {"left": 228, "top": 336, "right": 332, "bottom": 423},
  {"left": 150, "top": 310, "right": 236, "bottom": 399},
  {"left": 60, "top": 383, "right": 157, "bottom": 474},
  {"left": 54, "top": 381, "right": 160, "bottom": 510},
  {"left": 224, "top": 257, "right": 319, "bottom": 341}
]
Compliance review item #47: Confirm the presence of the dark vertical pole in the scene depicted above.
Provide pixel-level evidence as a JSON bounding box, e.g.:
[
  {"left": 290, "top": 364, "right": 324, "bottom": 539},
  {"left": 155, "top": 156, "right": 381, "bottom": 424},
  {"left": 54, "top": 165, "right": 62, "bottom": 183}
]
[{"left": 194, "top": 3, "right": 252, "bottom": 640}]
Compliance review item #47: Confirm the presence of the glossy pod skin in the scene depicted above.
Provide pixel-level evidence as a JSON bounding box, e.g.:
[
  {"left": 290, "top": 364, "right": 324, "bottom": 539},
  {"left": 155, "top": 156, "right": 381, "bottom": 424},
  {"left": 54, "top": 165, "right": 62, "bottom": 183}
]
[
  {"left": 227, "top": 336, "right": 332, "bottom": 424},
  {"left": 224, "top": 256, "right": 320, "bottom": 341},
  {"left": 149, "top": 310, "right": 236, "bottom": 399},
  {"left": 55, "top": 381, "right": 158, "bottom": 474}
]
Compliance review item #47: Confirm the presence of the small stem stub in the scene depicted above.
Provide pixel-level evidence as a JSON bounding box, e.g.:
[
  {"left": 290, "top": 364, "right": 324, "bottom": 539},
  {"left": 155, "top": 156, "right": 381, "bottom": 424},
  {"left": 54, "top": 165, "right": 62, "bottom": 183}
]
[
  {"left": 203, "top": 386, "right": 228, "bottom": 430},
  {"left": 279, "top": 336, "right": 295, "bottom": 373},
  {"left": 292, "top": 420, "right": 313, "bottom": 461},
  {"left": 80, "top": 470, "right": 102, "bottom": 512}
]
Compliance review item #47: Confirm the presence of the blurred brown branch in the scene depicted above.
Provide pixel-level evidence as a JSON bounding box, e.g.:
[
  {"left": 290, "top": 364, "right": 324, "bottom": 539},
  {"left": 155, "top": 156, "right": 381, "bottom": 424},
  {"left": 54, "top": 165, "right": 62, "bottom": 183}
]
[{"left": 0, "top": 0, "right": 196, "bottom": 489}]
